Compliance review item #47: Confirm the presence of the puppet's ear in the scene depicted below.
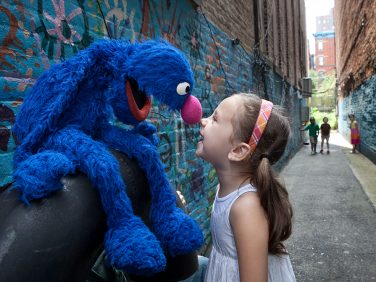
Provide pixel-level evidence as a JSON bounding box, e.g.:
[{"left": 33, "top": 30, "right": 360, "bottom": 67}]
[{"left": 14, "top": 47, "right": 99, "bottom": 164}]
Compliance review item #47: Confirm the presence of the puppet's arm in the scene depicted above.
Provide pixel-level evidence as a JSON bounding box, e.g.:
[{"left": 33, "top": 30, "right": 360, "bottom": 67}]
[
  {"left": 12, "top": 151, "right": 76, "bottom": 204},
  {"left": 96, "top": 122, "right": 158, "bottom": 152},
  {"left": 131, "top": 122, "right": 159, "bottom": 147},
  {"left": 15, "top": 127, "right": 166, "bottom": 274},
  {"left": 98, "top": 124, "right": 203, "bottom": 256}
]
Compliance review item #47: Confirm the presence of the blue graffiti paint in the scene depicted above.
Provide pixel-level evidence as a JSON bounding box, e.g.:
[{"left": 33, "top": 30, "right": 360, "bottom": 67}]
[{"left": 338, "top": 74, "right": 376, "bottom": 164}]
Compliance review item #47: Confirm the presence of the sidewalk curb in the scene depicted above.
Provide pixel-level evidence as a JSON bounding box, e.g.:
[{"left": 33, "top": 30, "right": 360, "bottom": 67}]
[{"left": 344, "top": 149, "right": 376, "bottom": 211}]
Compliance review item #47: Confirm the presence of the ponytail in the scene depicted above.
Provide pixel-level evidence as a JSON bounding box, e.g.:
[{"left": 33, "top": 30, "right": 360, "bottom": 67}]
[
  {"left": 254, "top": 157, "right": 293, "bottom": 255},
  {"left": 232, "top": 93, "right": 293, "bottom": 255}
]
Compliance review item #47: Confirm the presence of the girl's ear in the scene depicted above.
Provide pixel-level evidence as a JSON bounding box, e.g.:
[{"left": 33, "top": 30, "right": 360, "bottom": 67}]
[{"left": 228, "top": 142, "right": 252, "bottom": 162}]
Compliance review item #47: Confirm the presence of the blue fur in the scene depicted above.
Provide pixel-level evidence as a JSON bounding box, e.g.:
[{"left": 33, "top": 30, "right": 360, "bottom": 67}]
[{"left": 12, "top": 39, "right": 203, "bottom": 275}]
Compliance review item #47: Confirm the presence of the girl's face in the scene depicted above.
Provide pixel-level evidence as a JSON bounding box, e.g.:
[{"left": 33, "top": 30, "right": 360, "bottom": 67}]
[{"left": 196, "top": 96, "right": 241, "bottom": 167}]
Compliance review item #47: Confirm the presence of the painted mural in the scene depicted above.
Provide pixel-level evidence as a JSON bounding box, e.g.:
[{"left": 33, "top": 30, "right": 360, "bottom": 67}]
[
  {"left": 338, "top": 74, "right": 376, "bottom": 164},
  {"left": 0, "top": 0, "right": 303, "bottom": 252}
]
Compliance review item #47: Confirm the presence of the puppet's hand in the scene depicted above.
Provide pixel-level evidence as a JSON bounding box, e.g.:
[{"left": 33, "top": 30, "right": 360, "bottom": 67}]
[{"left": 132, "top": 122, "right": 159, "bottom": 146}]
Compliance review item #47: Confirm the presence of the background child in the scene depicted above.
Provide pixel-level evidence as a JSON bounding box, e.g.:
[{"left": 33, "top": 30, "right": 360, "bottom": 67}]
[
  {"left": 196, "top": 93, "right": 295, "bottom": 282},
  {"left": 320, "top": 117, "right": 331, "bottom": 154},
  {"left": 348, "top": 114, "right": 360, "bottom": 153},
  {"left": 302, "top": 117, "right": 320, "bottom": 155}
]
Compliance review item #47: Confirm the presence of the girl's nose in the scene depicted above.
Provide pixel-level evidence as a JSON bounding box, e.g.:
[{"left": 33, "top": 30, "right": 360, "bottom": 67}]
[{"left": 200, "top": 118, "right": 207, "bottom": 127}]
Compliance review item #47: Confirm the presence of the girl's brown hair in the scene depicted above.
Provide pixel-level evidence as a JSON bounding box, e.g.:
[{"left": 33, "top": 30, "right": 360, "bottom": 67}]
[{"left": 233, "top": 93, "right": 293, "bottom": 255}]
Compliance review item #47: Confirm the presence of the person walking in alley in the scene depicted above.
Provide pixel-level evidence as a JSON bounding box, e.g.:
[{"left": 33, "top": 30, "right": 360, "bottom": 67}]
[
  {"left": 301, "top": 117, "right": 320, "bottom": 155},
  {"left": 349, "top": 114, "right": 360, "bottom": 153},
  {"left": 196, "top": 93, "right": 295, "bottom": 282},
  {"left": 320, "top": 117, "right": 331, "bottom": 154}
]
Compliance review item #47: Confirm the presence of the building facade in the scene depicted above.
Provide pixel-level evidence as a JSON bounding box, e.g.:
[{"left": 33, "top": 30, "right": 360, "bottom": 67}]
[
  {"left": 313, "top": 31, "right": 336, "bottom": 74},
  {"left": 335, "top": 0, "right": 376, "bottom": 163},
  {"left": 316, "top": 8, "right": 335, "bottom": 32},
  {"left": 313, "top": 8, "right": 336, "bottom": 74},
  {"left": 0, "top": 0, "right": 308, "bottom": 249}
]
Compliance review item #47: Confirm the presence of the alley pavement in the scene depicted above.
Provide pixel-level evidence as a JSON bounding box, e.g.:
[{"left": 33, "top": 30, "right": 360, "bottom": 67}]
[{"left": 282, "top": 132, "right": 376, "bottom": 281}]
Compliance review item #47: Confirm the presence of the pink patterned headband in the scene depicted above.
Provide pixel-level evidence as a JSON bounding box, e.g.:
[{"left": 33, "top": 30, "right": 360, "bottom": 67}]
[{"left": 248, "top": 99, "right": 273, "bottom": 153}]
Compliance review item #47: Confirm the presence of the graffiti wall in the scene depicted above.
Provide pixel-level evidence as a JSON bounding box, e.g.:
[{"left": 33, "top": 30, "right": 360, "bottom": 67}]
[
  {"left": 0, "top": 0, "right": 303, "bottom": 251},
  {"left": 338, "top": 74, "right": 376, "bottom": 164}
]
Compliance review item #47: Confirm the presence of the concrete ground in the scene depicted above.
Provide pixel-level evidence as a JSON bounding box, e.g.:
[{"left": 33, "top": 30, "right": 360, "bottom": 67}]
[{"left": 282, "top": 132, "right": 376, "bottom": 281}]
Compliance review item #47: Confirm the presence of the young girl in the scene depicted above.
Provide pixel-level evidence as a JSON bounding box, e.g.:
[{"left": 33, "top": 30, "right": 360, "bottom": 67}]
[
  {"left": 196, "top": 93, "right": 295, "bottom": 281},
  {"left": 349, "top": 114, "right": 360, "bottom": 153}
]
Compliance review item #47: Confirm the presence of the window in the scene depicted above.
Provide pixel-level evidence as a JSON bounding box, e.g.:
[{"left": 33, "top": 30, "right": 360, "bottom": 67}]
[
  {"left": 318, "top": 41, "right": 323, "bottom": 50},
  {"left": 319, "top": 56, "right": 324, "bottom": 66}
]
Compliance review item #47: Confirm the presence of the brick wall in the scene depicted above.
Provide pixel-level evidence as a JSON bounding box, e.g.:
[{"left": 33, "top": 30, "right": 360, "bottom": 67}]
[
  {"left": 201, "top": 0, "right": 307, "bottom": 87},
  {"left": 335, "top": 0, "right": 376, "bottom": 96},
  {"left": 338, "top": 74, "right": 376, "bottom": 164},
  {"left": 335, "top": 0, "right": 376, "bottom": 164},
  {"left": 0, "top": 0, "right": 306, "bottom": 252},
  {"left": 199, "top": 0, "right": 255, "bottom": 51}
]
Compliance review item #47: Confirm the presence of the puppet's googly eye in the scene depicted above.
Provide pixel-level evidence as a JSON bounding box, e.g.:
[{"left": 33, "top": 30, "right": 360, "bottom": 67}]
[{"left": 176, "top": 82, "right": 190, "bottom": 95}]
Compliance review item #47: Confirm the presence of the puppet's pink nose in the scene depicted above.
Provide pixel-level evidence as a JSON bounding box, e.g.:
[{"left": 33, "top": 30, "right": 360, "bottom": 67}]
[{"left": 181, "top": 95, "right": 202, "bottom": 125}]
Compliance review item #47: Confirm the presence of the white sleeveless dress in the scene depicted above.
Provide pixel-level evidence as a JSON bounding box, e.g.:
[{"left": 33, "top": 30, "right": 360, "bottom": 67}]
[{"left": 205, "top": 184, "right": 296, "bottom": 282}]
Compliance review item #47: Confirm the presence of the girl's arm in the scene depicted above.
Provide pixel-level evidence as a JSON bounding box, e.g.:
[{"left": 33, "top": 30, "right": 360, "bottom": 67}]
[{"left": 230, "top": 193, "right": 269, "bottom": 282}]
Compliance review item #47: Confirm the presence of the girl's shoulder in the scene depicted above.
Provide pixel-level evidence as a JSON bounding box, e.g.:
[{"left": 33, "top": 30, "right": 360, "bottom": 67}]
[
  {"left": 229, "top": 191, "right": 265, "bottom": 225},
  {"left": 229, "top": 191, "right": 268, "bottom": 250}
]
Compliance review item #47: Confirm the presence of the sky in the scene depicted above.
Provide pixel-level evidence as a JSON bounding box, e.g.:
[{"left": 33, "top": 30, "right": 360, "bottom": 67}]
[{"left": 304, "top": 0, "right": 334, "bottom": 54}]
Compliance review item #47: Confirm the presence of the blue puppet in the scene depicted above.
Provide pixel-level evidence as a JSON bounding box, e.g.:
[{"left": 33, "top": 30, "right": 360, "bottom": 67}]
[{"left": 12, "top": 39, "right": 204, "bottom": 275}]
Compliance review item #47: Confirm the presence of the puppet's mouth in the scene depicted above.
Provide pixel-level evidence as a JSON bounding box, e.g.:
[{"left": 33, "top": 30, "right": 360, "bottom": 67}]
[{"left": 126, "top": 78, "right": 152, "bottom": 121}]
